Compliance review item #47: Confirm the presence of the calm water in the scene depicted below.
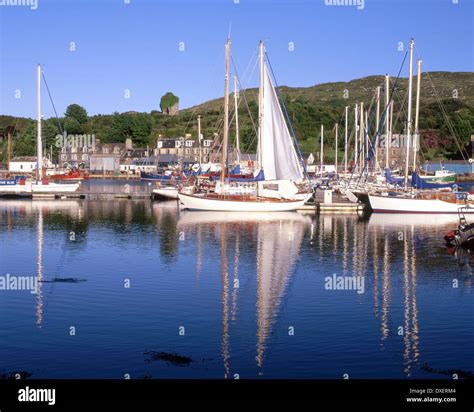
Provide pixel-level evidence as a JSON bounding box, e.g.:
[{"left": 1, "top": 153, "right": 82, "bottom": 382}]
[{"left": 0, "top": 197, "right": 472, "bottom": 379}]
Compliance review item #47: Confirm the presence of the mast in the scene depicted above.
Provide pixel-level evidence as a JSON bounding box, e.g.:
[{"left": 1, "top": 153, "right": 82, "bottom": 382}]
[
  {"left": 344, "top": 106, "right": 348, "bottom": 174},
  {"left": 220, "top": 38, "right": 231, "bottom": 183},
  {"left": 404, "top": 38, "right": 414, "bottom": 189},
  {"left": 354, "top": 104, "right": 358, "bottom": 173},
  {"left": 198, "top": 115, "right": 202, "bottom": 167},
  {"left": 320, "top": 124, "right": 324, "bottom": 175},
  {"left": 385, "top": 75, "right": 390, "bottom": 169},
  {"left": 233, "top": 75, "right": 240, "bottom": 164},
  {"left": 359, "top": 102, "right": 364, "bottom": 174},
  {"left": 257, "top": 41, "right": 264, "bottom": 171},
  {"left": 37, "top": 64, "right": 43, "bottom": 181},
  {"left": 375, "top": 86, "right": 380, "bottom": 170},
  {"left": 334, "top": 123, "right": 338, "bottom": 173},
  {"left": 413, "top": 59, "right": 422, "bottom": 171}
]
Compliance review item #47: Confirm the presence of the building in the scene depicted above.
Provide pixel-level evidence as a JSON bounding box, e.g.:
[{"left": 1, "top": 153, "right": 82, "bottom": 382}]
[
  {"left": 155, "top": 135, "right": 219, "bottom": 163},
  {"left": 9, "top": 156, "right": 38, "bottom": 173}
]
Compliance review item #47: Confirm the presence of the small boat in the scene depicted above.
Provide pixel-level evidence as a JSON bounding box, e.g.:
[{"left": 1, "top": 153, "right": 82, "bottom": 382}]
[
  {"left": 140, "top": 171, "right": 185, "bottom": 182},
  {"left": 444, "top": 207, "right": 474, "bottom": 248},
  {"left": 420, "top": 168, "right": 456, "bottom": 184},
  {"left": 49, "top": 169, "right": 89, "bottom": 181}
]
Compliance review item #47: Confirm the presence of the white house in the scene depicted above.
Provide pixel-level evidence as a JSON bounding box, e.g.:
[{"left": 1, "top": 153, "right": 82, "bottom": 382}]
[{"left": 9, "top": 156, "right": 37, "bottom": 173}]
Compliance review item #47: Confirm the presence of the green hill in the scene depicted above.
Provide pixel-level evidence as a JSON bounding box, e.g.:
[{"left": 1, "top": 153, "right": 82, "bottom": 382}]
[{"left": 1, "top": 71, "right": 473, "bottom": 163}]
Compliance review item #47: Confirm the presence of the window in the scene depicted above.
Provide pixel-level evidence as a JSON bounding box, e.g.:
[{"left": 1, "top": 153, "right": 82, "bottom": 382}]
[
  {"left": 185, "top": 148, "right": 190, "bottom": 155},
  {"left": 185, "top": 140, "right": 193, "bottom": 147},
  {"left": 114, "top": 146, "right": 120, "bottom": 154},
  {"left": 175, "top": 140, "right": 182, "bottom": 148},
  {"left": 83, "top": 146, "right": 88, "bottom": 153},
  {"left": 157, "top": 141, "right": 163, "bottom": 148},
  {"left": 203, "top": 140, "right": 211, "bottom": 147},
  {"left": 103, "top": 147, "right": 109, "bottom": 154},
  {"left": 82, "top": 154, "right": 88, "bottom": 161}
]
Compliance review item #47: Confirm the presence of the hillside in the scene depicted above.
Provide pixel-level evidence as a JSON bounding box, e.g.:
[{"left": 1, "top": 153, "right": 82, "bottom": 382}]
[{"left": 1, "top": 71, "right": 473, "bottom": 163}]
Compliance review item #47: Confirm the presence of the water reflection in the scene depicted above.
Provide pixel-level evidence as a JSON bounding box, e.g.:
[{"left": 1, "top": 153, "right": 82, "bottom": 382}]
[{"left": 0, "top": 201, "right": 471, "bottom": 378}]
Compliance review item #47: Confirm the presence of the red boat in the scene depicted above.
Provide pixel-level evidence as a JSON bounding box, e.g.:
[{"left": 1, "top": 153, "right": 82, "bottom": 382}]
[{"left": 49, "top": 170, "right": 89, "bottom": 181}]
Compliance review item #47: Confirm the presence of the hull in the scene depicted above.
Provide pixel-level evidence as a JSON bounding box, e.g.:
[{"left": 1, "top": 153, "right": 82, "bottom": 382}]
[
  {"left": 178, "top": 192, "right": 308, "bottom": 212},
  {"left": 152, "top": 187, "right": 179, "bottom": 200},
  {"left": 420, "top": 175, "right": 456, "bottom": 184},
  {"left": 0, "top": 181, "right": 80, "bottom": 195},
  {"left": 368, "top": 194, "right": 474, "bottom": 214}
]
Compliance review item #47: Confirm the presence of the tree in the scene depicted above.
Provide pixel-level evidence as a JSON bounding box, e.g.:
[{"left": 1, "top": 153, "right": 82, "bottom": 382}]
[
  {"left": 65, "top": 104, "right": 88, "bottom": 124},
  {"left": 64, "top": 117, "right": 83, "bottom": 134},
  {"left": 107, "top": 112, "right": 153, "bottom": 146},
  {"left": 160, "top": 92, "right": 179, "bottom": 113}
]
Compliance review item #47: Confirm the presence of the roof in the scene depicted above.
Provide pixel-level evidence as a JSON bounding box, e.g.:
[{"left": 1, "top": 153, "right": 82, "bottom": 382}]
[{"left": 11, "top": 156, "right": 37, "bottom": 162}]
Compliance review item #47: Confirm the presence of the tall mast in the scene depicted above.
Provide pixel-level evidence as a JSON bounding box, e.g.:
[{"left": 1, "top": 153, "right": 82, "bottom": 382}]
[
  {"left": 198, "top": 115, "right": 202, "bottom": 167},
  {"left": 233, "top": 75, "right": 240, "bottom": 164},
  {"left": 37, "top": 64, "right": 43, "bottom": 181},
  {"left": 385, "top": 75, "right": 390, "bottom": 169},
  {"left": 375, "top": 86, "right": 380, "bottom": 170},
  {"left": 334, "top": 123, "right": 338, "bottom": 172},
  {"left": 257, "top": 41, "right": 264, "bottom": 171},
  {"left": 413, "top": 59, "right": 422, "bottom": 171},
  {"left": 404, "top": 38, "right": 414, "bottom": 189},
  {"left": 344, "top": 106, "right": 348, "bottom": 174},
  {"left": 359, "top": 102, "right": 364, "bottom": 173},
  {"left": 320, "top": 124, "right": 324, "bottom": 175},
  {"left": 354, "top": 104, "right": 358, "bottom": 173},
  {"left": 220, "top": 38, "right": 231, "bottom": 183}
]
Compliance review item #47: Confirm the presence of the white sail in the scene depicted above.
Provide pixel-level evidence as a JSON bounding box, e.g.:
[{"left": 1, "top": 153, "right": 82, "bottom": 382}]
[{"left": 260, "top": 62, "right": 303, "bottom": 181}]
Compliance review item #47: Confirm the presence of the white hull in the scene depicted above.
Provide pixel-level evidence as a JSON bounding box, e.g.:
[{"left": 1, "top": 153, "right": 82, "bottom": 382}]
[
  {"left": 178, "top": 192, "right": 308, "bottom": 212},
  {"left": 152, "top": 187, "right": 178, "bottom": 200},
  {"left": 368, "top": 194, "right": 474, "bottom": 214},
  {"left": 0, "top": 181, "right": 80, "bottom": 195}
]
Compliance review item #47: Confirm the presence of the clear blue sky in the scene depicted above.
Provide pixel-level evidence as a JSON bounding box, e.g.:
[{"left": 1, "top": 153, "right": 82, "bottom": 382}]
[{"left": 0, "top": 0, "right": 472, "bottom": 118}]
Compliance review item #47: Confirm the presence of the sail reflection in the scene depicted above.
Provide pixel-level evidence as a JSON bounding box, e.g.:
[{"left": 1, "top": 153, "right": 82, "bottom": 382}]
[{"left": 178, "top": 211, "right": 311, "bottom": 374}]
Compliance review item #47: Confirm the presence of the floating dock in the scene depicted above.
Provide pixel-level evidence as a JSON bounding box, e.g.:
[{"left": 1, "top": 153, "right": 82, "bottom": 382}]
[{"left": 298, "top": 189, "right": 364, "bottom": 214}]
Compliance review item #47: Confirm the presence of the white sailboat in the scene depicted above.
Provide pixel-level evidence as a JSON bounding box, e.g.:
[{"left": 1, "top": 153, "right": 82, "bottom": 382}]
[
  {"left": 178, "top": 40, "right": 310, "bottom": 212},
  {"left": 0, "top": 65, "right": 80, "bottom": 196}
]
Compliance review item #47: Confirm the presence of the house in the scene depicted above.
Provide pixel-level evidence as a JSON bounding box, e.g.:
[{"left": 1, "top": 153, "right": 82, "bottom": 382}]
[
  {"left": 9, "top": 156, "right": 38, "bottom": 173},
  {"left": 155, "top": 135, "right": 219, "bottom": 163}
]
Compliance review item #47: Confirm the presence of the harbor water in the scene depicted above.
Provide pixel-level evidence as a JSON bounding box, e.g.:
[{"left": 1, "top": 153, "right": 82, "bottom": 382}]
[{"left": 0, "top": 198, "right": 472, "bottom": 379}]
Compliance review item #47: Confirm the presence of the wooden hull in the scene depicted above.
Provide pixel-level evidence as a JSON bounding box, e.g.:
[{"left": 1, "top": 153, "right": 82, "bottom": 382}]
[{"left": 178, "top": 192, "right": 308, "bottom": 212}]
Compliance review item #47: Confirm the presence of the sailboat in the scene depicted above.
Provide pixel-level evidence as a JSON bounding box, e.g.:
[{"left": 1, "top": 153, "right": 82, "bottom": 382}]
[
  {"left": 0, "top": 65, "right": 80, "bottom": 196},
  {"left": 178, "top": 40, "right": 311, "bottom": 212},
  {"left": 367, "top": 39, "right": 472, "bottom": 214}
]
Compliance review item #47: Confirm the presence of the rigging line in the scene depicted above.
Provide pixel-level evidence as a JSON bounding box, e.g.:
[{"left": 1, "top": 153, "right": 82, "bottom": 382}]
[
  {"left": 349, "top": 48, "right": 408, "bottom": 184},
  {"left": 41, "top": 71, "right": 63, "bottom": 135},
  {"left": 230, "top": 56, "right": 259, "bottom": 153},
  {"left": 425, "top": 71, "right": 469, "bottom": 162},
  {"left": 264, "top": 50, "right": 310, "bottom": 180}
]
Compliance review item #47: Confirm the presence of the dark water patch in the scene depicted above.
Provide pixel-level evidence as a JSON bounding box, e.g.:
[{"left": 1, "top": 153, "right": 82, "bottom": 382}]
[
  {"left": 40, "top": 278, "right": 86, "bottom": 283},
  {"left": 144, "top": 351, "right": 193, "bottom": 366},
  {"left": 421, "top": 364, "right": 474, "bottom": 379},
  {"left": 0, "top": 371, "right": 32, "bottom": 380}
]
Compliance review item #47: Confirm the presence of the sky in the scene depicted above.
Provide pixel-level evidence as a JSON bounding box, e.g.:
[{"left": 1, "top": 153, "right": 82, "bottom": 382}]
[{"left": 0, "top": 0, "right": 472, "bottom": 118}]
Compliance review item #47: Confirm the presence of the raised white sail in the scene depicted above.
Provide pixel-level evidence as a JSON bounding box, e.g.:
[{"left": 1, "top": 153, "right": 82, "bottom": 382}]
[{"left": 259, "top": 57, "right": 304, "bottom": 182}]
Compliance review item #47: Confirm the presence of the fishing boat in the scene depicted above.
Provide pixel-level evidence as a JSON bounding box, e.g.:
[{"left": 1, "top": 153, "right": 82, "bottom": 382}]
[
  {"left": 419, "top": 168, "right": 456, "bottom": 184},
  {"left": 178, "top": 40, "right": 311, "bottom": 212},
  {"left": 48, "top": 169, "right": 89, "bottom": 181}
]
